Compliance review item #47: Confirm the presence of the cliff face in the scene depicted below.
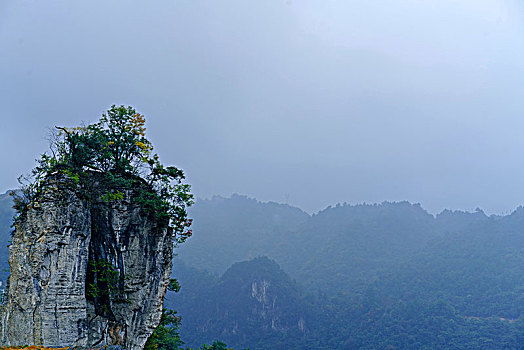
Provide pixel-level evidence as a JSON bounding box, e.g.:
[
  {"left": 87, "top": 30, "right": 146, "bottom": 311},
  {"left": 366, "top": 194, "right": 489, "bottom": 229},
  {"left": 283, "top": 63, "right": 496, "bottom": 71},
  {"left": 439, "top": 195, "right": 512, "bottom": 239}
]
[{"left": 0, "top": 175, "right": 173, "bottom": 350}]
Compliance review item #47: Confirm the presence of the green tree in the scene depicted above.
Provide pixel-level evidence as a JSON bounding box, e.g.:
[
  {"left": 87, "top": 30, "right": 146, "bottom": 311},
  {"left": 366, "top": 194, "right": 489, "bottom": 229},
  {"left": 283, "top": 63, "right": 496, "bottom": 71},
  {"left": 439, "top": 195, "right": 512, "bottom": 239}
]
[
  {"left": 12, "top": 105, "right": 193, "bottom": 243},
  {"left": 197, "top": 341, "right": 230, "bottom": 350},
  {"left": 144, "top": 309, "right": 184, "bottom": 350}
]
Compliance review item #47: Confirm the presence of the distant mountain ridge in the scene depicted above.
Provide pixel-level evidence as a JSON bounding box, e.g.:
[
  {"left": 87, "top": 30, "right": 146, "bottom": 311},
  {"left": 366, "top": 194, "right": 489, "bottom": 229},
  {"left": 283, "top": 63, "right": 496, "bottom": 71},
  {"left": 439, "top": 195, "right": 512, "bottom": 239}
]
[{"left": 178, "top": 196, "right": 507, "bottom": 295}]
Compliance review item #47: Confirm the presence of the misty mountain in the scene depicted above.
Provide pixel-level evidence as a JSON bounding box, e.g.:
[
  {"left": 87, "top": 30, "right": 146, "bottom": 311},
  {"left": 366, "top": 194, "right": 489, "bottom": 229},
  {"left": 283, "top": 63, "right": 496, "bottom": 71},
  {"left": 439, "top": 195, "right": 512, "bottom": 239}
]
[
  {"left": 169, "top": 249, "right": 524, "bottom": 349},
  {"left": 377, "top": 207, "right": 524, "bottom": 319},
  {"left": 171, "top": 195, "right": 524, "bottom": 348},
  {"left": 179, "top": 197, "right": 439, "bottom": 295},
  {"left": 165, "top": 257, "right": 325, "bottom": 350}
]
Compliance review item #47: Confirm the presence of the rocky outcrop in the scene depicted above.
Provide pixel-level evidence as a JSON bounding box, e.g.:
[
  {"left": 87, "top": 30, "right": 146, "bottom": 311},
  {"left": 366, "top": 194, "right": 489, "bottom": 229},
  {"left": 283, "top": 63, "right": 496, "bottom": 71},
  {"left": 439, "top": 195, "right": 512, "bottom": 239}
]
[{"left": 0, "top": 174, "right": 173, "bottom": 350}]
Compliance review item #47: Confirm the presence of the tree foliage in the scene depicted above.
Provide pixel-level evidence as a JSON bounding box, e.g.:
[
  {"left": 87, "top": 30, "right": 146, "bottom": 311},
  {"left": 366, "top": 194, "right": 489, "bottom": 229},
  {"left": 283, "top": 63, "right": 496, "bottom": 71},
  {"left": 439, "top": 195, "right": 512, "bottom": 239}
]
[
  {"left": 12, "top": 105, "right": 193, "bottom": 243},
  {"left": 144, "top": 308, "right": 184, "bottom": 350},
  {"left": 144, "top": 307, "right": 234, "bottom": 350}
]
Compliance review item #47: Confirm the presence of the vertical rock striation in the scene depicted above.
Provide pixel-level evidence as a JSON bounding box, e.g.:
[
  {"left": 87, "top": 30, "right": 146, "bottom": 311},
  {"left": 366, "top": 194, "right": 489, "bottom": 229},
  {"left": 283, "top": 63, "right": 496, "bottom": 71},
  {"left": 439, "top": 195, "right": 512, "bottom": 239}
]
[
  {"left": 0, "top": 177, "right": 90, "bottom": 347},
  {"left": 0, "top": 174, "right": 173, "bottom": 350},
  {"left": 85, "top": 177, "right": 173, "bottom": 349}
]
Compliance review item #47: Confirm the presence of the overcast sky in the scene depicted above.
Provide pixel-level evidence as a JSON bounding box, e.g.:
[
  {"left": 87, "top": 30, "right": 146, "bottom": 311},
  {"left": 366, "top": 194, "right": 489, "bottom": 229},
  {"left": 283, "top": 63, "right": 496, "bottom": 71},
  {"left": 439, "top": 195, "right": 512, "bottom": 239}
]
[{"left": 1, "top": 0, "right": 524, "bottom": 214}]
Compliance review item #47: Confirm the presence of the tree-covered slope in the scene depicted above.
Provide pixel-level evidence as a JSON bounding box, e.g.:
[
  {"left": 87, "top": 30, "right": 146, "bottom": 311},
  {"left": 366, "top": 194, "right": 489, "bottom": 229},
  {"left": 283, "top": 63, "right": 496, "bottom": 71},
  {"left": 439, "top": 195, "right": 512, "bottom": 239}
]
[
  {"left": 165, "top": 257, "right": 327, "bottom": 350},
  {"left": 325, "top": 208, "right": 524, "bottom": 349},
  {"left": 169, "top": 247, "right": 524, "bottom": 349},
  {"left": 369, "top": 207, "right": 524, "bottom": 319},
  {"left": 273, "top": 201, "right": 437, "bottom": 294}
]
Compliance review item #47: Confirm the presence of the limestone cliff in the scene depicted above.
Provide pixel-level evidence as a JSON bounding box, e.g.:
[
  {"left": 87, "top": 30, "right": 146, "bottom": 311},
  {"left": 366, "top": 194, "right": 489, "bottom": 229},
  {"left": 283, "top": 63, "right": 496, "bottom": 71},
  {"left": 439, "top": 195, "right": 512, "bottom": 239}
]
[{"left": 0, "top": 173, "right": 173, "bottom": 350}]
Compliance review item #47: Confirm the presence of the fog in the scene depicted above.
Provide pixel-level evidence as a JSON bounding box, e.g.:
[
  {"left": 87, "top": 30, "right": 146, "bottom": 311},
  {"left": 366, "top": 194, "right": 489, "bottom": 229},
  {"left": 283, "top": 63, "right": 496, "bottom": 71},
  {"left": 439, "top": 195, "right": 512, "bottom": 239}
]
[{"left": 1, "top": 0, "right": 524, "bottom": 214}]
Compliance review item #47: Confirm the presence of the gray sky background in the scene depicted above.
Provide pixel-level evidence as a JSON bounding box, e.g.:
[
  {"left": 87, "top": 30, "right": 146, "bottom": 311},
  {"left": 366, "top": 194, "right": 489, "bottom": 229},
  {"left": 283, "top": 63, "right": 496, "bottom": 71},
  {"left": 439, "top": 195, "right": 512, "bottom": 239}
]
[{"left": 1, "top": 0, "right": 524, "bottom": 214}]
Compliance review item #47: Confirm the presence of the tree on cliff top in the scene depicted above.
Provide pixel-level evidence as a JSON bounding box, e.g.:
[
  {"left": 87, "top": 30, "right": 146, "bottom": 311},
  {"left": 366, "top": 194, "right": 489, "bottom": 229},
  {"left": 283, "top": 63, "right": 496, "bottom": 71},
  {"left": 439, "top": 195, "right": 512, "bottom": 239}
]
[{"left": 13, "top": 105, "right": 193, "bottom": 244}]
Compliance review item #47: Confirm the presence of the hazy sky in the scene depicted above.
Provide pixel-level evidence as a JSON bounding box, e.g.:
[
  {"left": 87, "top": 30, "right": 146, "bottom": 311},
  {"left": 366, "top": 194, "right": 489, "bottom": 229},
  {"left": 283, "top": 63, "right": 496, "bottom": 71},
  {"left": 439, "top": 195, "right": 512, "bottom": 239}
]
[{"left": 1, "top": 0, "right": 524, "bottom": 214}]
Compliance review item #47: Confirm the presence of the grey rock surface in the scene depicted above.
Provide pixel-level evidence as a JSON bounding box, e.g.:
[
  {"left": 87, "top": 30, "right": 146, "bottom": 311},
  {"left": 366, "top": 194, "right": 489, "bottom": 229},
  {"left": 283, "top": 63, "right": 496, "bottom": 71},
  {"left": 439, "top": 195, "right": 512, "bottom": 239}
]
[{"left": 0, "top": 174, "right": 173, "bottom": 350}]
